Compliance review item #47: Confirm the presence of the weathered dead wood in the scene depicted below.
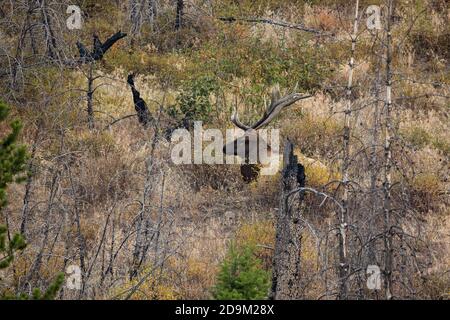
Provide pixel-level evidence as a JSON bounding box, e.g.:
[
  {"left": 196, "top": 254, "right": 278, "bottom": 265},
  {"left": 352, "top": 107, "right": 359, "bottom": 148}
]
[
  {"left": 270, "top": 140, "right": 306, "bottom": 300},
  {"left": 127, "top": 74, "right": 152, "bottom": 128},
  {"left": 219, "top": 16, "right": 333, "bottom": 36},
  {"left": 76, "top": 31, "right": 127, "bottom": 63}
]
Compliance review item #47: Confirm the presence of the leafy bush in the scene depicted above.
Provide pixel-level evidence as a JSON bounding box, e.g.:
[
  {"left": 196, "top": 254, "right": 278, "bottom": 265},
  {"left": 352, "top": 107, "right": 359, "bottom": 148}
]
[
  {"left": 401, "top": 127, "right": 449, "bottom": 156},
  {"left": 65, "top": 130, "right": 117, "bottom": 157},
  {"left": 295, "top": 152, "right": 341, "bottom": 188},
  {"left": 409, "top": 172, "right": 443, "bottom": 213},
  {"left": 112, "top": 265, "right": 179, "bottom": 300},
  {"left": 287, "top": 111, "right": 343, "bottom": 158},
  {"left": 170, "top": 76, "right": 220, "bottom": 125},
  {"left": 213, "top": 244, "right": 270, "bottom": 300},
  {"left": 234, "top": 221, "right": 275, "bottom": 270},
  {"left": 432, "top": 138, "right": 450, "bottom": 157},
  {"left": 402, "top": 127, "right": 432, "bottom": 149}
]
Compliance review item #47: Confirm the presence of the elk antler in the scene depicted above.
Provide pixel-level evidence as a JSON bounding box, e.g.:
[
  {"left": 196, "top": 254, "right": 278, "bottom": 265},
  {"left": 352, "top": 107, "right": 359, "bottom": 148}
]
[
  {"left": 224, "top": 85, "right": 313, "bottom": 159},
  {"left": 225, "top": 85, "right": 312, "bottom": 182},
  {"left": 231, "top": 85, "right": 312, "bottom": 131}
]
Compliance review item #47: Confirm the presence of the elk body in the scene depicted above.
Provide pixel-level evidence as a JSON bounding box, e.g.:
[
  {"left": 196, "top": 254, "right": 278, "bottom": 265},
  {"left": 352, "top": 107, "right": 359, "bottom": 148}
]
[{"left": 223, "top": 86, "right": 312, "bottom": 182}]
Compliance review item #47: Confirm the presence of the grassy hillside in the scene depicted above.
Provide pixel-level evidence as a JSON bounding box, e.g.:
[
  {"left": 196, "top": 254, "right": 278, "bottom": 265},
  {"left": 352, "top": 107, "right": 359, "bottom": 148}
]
[{"left": 0, "top": 0, "right": 448, "bottom": 299}]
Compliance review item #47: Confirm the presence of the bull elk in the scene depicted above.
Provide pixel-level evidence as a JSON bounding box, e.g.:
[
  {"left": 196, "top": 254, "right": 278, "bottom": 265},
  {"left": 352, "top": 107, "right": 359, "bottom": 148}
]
[{"left": 223, "top": 85, "right": 312, "bottom": 182}]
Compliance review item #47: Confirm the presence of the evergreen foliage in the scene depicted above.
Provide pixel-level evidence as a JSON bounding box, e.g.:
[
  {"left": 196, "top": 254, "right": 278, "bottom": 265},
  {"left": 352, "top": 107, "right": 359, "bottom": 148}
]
[
  {"left": 213, "top": 244, "right": 270, "bottom": 300},
  {"left": 0, "top": 99, "right": 28, "bottom": 270},
  {"left": 170, "top": 76, "right": 219, "bottom": 125},
  {"left": 0, "top": 100, "right": 64, "bottom": 300}
]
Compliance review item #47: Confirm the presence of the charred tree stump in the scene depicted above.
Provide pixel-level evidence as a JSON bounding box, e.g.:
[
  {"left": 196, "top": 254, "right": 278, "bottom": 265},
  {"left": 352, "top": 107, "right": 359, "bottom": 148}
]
[
  {"left": 76, "top": 31, "right": 127, "bottom": 63},
  {"left": 75, "top": 31, "right": 127, "bottom": 129},
  {"left": 270, "top": 140, "right": 306, "bottom": 300},
  {"left": 127, "top": 74, "right": 152, "bottom": 128},
  {"left": 87, "top": 64, "right": 95, "bottom": 130}
]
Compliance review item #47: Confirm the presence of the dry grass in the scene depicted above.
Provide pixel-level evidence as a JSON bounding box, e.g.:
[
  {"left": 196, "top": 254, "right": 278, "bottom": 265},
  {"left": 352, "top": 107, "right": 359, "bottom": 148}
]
[{"left": 1, "top": 0, "right": 449, "bottom": 300}]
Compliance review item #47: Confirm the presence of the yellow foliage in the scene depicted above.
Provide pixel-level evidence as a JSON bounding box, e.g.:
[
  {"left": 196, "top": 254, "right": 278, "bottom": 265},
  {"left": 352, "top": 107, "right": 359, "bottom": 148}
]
[
  {"left": 233, "top": 220, "right": 321, "bottom": 298},
  {"left": 65, "top": 130, "right": 117, "bottom": 156},
  {"left": 408, "top": 172, "right": 445, "bottom": 213},
  {"left": 304, "top": 5, "right": 339, "bottom": 32},
  {"left": 173, "top": 256, "right": 218, "bottom": 299},
  {"left": 412, "top": 173, "right": 442, "bottom": 196},
  {"left": 235, "top": 221, "right": 275, "bottom": 270},
  {"left": 235, "top": 220, "right": 275, "bottom": 250},
  {"left": 284, "top": 105, "right": 343, "bottom": 157},
  {"left": 112, "top": 266, "right": 179, "bottom": 300},
  {"left": 294, "top": 149, "right": 341, "bottom": 188}
]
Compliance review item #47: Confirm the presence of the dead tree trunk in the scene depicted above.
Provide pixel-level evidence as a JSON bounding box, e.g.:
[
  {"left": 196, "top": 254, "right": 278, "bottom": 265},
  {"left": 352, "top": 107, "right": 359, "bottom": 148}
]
[
  {"left": 87, "top": 64, "right": 95, "bottom": 130},
  {"left": 368, "top": 37, "right": 383, "bottom": 267},
  {"left": 76, "top": 32, "right": 127, "bottom": 129},
  {"left": 129, "top": 122, "right": 161, "bottom": 279},
  {"left": 127, "top": 74, "right": 152, "bottom": 127},
  {"left": 38, "top": 0, "right": 60, "bottom": 61},
  {"left": 270, "top": 140, "right": 305, "bottom": 300},
  {"left": 148, "top": 0, "right": 158, "bottom": 30},
  {"left": 130, "top": 0, "right": 158, "bottom": 35},
  {"left": 383, "top": 0, "right": 394, "bottom": 300},
  {"left": 338, "top": 0, "right": 360, "bottom": 300},
  {"left": 175, "top": 0, "right": 184, "bottom": 30},
  {"left": 20, "top": 122, "right": 42, "bottom": 236}
]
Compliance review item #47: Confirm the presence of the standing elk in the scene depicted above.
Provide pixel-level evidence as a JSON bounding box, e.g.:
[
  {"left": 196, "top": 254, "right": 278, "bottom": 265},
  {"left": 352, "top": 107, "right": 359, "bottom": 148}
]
[{"left": 223, "top": 85, "right": 312, "bottom": 182}]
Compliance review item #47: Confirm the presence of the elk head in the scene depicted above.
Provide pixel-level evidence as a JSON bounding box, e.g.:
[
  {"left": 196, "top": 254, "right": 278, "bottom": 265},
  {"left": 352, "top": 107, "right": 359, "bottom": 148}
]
[{"left": 223, "top": 85, "right": 312, "bottom": 182}]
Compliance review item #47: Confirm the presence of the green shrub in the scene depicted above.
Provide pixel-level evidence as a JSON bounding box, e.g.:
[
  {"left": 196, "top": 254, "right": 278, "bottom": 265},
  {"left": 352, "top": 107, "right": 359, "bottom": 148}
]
[
  {"left": 213, "top": 244, "right": 270, "bottom": 300},
  {"left": 0, "top": 101, "right": 28, "bottom": 208},
  {"left": 0, "top": 99, "right": 28, "bottom": 270},
  {"left": 2, "top": 273, "right": 65, "bottom": 300},
  {"left": 0, "top": 100, "right": 64, "bottom": 300},
  {"left": 432, "top": 137, "right": 450, "bottom": 157},
  {"left": 0, "top": 227, "right": 27, "bottom": 269},
  {"left": 170, "top": 76, "right": 220, "bottom": 124},
  {"left": 402, "top": 127, "right": 431, "bottom": 149},
  {"left": 401, "top": 127, "right": 449, "bottom": 156}
]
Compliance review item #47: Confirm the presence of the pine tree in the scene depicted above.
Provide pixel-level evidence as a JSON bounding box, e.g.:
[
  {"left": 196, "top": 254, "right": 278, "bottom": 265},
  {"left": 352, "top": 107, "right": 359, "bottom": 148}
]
[
  {"left": 0, "top": 99, "right": 64, "bottom": 300},
  {"left": 2, "top": 273, "right": 65, "bottom": 300},
  {"left": 213, "top": 244, "right": 270, "bottom": 300},
  {"left": 0, "top": 99, "right": 27, "bottom": 269}
]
